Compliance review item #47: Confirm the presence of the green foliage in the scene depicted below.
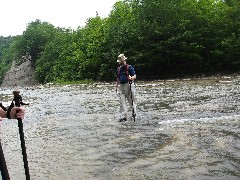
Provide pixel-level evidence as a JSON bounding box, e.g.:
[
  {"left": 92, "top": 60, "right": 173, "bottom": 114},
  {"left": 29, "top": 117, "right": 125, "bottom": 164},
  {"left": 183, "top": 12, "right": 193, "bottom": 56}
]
[
  {"left": 1, "top": 0, "right": 240, "bottom": 84},
  {"left": 15, "top": 19, "right": 57, "bottom": 66},
  {"left": 0, "top": 36, "right": 15, "bottom": 82},
  {"left": 76, "top": 16, "right": 107, "bottom": 80}
]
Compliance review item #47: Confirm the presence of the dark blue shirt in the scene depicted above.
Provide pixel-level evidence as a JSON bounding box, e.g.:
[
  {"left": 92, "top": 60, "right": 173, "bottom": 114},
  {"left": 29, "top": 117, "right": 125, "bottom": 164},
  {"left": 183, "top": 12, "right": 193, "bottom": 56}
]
[{"left": 117, "top": 64, "right": 136, "bottom": 84}]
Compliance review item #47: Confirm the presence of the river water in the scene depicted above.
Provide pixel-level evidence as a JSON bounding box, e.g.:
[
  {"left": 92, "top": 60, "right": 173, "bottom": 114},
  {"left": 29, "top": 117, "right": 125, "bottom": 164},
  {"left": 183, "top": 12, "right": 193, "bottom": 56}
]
[{"left": 0, "top": 76, "right": 240, "bottom": 180}]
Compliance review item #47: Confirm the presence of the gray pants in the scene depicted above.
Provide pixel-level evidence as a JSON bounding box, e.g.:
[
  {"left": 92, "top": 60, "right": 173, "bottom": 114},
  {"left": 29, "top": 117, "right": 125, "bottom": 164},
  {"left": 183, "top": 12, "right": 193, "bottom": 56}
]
[{"left": 119, "top": 83, "right": 136, "bottom": 118}]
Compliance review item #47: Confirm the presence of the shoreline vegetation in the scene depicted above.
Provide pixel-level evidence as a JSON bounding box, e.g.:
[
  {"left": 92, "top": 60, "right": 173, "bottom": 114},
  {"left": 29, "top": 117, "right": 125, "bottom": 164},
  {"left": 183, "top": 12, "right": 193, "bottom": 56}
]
[
  {"left": 4, "top": 72, "right": 239, "bottom": 89},
  {"left": 42, "top": 72, "right": 238, "bottom": 88}
]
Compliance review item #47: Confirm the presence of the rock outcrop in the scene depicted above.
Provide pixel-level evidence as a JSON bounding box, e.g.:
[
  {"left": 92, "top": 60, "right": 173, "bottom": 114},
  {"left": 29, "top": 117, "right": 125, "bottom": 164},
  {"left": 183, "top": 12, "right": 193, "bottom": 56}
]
[{"left": 1, "top": 55, "right": 38, "bottom": 88}]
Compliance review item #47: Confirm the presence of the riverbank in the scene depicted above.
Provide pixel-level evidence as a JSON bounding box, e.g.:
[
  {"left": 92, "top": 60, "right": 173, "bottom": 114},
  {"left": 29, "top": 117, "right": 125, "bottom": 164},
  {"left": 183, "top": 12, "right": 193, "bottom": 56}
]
[{"left": 1, "top": 58, "right": 240, "bottom": 88}]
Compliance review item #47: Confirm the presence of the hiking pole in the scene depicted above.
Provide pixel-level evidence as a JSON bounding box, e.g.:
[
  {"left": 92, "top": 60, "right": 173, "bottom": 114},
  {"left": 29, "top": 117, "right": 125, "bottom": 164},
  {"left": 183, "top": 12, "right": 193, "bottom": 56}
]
[
  {"left": 0, "top": 104, "right": 10, "bottom": 179},
  {"left": 12, "top": 91, "right": 30, "bottom": 180},
  {"left": 0, "top": 142, "right": 10, "bottom": 180},
  {"left": 129, "top": 81, "right": 135, "bottom": 122}
]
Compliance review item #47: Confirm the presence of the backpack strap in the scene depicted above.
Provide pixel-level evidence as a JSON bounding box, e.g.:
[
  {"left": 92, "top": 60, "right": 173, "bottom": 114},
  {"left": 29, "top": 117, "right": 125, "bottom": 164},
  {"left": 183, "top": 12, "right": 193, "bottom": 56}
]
[
  {"left": 126, "top": 64, "right": 129, "bottom": 76},
  {"left": 117, "top": 64, "right": 130, "bottom": 82},
  {"left": 117, "top": 66, "right": 121, "bottom": 78},
  {"left": 126, "top": 64, "right": 129, "bottom": 82}
]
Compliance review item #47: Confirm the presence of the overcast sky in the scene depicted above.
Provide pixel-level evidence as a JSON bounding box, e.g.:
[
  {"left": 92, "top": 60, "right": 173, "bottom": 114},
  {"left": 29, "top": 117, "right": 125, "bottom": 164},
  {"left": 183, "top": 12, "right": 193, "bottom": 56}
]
[{"left": 0, "top": 0, "right": 118, "bottom": 37}]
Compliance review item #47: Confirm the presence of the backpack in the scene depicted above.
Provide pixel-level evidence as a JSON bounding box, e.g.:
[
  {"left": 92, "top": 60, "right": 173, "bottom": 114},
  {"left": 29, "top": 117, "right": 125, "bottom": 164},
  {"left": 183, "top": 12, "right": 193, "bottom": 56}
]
[{"left": 117, "top": 64, "right": 130, "bottom": 81}]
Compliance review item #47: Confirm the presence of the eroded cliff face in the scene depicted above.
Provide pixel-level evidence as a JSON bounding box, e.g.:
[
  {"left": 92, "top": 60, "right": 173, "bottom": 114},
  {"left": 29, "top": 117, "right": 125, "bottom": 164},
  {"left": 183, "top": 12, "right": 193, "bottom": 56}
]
[{"left": 1, "top": 56, "right": 38, "bottom": 88}]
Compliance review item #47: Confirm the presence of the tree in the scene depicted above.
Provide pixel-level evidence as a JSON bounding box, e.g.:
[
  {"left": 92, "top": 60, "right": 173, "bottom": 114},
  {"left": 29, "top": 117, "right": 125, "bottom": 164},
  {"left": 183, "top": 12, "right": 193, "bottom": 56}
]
[{"left": 15, "top": 19, "right": 57, "bottom": 66}]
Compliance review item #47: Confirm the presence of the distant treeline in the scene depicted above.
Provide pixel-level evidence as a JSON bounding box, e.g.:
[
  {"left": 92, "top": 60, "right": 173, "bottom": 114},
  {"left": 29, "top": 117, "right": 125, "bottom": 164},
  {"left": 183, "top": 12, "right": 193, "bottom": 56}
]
[{"left": 0, "top": 0, "right": 240, "bottom": 83}]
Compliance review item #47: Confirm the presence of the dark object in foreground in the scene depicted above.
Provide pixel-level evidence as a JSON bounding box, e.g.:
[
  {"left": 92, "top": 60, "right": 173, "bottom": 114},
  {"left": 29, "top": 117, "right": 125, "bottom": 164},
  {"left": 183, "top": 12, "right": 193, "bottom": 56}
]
[
  {"left": 11, "top": 91, "right": 30, "bottom": 180},
  {"left": 0, "top": 143, "right": 10, "bottom": 180}
]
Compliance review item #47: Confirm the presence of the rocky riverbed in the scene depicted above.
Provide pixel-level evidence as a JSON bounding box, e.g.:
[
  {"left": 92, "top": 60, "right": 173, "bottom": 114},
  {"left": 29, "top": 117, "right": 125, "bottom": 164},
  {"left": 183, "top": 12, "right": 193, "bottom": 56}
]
[{"left": 0, "top": 76, "right": 239, "bottom": 179}]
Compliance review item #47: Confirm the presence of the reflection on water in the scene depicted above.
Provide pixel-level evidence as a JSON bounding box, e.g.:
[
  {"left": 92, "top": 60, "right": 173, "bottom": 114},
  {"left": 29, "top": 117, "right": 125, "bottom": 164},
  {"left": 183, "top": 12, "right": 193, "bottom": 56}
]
[{"left": 0, "top": 77, "right": 240, "bottom": 179}]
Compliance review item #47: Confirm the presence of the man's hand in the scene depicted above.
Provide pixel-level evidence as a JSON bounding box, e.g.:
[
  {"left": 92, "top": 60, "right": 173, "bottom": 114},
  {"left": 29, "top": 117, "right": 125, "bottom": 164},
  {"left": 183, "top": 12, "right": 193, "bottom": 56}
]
[
  {"left": 129, "top": 75, "right": 136, "bottom": 81},
  {"left": 10, "top": 107, "right": 25, "bottom": 119}
]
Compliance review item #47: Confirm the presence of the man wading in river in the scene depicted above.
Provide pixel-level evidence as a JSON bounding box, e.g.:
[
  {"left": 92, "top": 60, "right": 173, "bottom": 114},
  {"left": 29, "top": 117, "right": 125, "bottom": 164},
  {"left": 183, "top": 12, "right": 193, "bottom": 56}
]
[{"left": 116, "top": 54, "right": 137, "bottom": 122}]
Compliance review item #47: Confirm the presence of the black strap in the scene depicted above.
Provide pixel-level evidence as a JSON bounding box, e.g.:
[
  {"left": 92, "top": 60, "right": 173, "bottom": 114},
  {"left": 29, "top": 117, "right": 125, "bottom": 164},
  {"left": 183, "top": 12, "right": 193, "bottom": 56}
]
[
  {"left": 6, "top": 102, "right": 14, "bottom": 119},
  {"left": 0, "top": 103, "right": 7, "bottom": 111}
]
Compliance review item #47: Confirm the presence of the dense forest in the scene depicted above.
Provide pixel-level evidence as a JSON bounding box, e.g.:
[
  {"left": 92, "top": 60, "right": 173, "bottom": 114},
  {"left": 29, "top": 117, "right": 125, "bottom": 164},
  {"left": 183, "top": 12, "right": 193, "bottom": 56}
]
[{"left": 0, "top": 0, "right": 240, "bottom": 84}]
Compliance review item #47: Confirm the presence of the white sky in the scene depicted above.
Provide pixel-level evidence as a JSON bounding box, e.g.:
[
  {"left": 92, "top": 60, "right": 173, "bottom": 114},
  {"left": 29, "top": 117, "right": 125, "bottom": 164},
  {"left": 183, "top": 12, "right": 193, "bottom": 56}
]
[{"left": 0, "top": 0, "right": 118, "bottom": 37}]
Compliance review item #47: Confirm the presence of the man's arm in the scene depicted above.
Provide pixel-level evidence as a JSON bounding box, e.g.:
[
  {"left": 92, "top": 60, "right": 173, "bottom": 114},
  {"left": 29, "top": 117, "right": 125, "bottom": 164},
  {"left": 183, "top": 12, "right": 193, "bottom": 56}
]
[{"left": 129, "top": 65, "right": 136, "bottom": 81}]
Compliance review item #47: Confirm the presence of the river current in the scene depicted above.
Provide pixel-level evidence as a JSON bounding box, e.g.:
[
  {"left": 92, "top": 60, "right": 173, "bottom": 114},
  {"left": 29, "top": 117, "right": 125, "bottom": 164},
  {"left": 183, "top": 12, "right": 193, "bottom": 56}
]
[{"left": 0, "top": 76, "right": 240, "bottom": 179}]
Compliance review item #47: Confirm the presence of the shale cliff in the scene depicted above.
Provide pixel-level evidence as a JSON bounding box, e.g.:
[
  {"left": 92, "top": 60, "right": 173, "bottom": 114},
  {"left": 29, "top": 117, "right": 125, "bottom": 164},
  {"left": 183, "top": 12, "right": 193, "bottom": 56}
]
[{"left": 1, "top": 55, "right": 38, "bottom": 88}]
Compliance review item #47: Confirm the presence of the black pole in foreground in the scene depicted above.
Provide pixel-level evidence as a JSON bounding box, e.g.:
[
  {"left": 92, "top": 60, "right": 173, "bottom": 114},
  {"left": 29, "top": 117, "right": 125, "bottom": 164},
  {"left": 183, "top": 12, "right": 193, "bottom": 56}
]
[
  {"left": 13, "top": 91, "right": 30, "bottom": 180},
  {"left": 129, "top": 82, "right": 135, "bottom": 122},
  {"left": 0, "top": 142, "right": 10, "bottom": 180}
]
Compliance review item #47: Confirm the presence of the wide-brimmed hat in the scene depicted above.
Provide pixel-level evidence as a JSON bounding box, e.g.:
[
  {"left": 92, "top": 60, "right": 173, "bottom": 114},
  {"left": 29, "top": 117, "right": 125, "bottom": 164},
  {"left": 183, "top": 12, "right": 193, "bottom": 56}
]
[{"left": 117, "top": 54, "right": 127, "bottom": 62}]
